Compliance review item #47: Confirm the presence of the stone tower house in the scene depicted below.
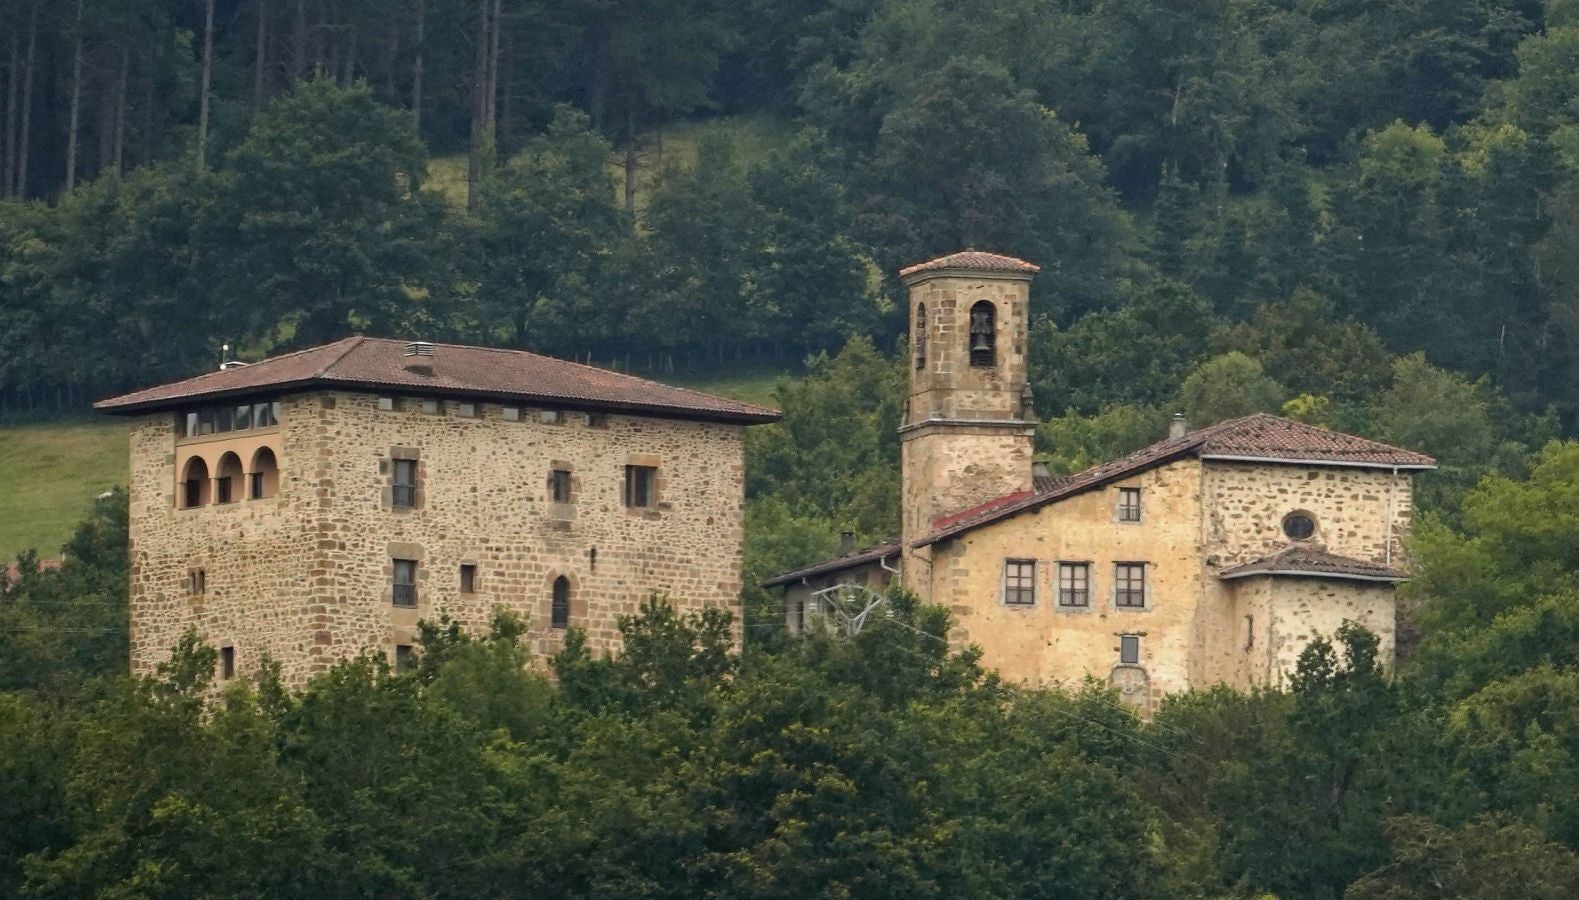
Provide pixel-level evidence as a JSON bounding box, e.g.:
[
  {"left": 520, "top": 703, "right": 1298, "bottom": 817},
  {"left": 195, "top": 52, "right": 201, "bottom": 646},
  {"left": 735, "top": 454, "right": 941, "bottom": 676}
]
[{"left": 899, "top": 251, "right": 1040, "bottom": 567}]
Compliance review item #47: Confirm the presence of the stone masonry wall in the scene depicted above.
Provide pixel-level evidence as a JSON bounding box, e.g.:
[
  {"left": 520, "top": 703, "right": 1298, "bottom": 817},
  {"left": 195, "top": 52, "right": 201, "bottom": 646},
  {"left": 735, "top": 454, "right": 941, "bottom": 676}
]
[
  {"left": 129, "top": 390, "right": 747, "bottom": 686},
  {"left": 906, "top": 274, "right": 1031, "bottom": 422}
]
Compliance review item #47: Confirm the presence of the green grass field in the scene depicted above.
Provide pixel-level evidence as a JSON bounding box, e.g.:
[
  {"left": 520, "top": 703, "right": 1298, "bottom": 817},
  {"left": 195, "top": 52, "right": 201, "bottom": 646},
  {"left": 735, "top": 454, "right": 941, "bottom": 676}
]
[{"left": 0, "top": 421, "right": 128, "bottom": 563}]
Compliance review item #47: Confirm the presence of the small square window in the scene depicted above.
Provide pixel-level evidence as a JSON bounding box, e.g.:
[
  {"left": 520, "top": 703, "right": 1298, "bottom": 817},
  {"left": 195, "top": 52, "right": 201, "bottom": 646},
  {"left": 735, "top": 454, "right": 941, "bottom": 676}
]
[
  {"left": 624, "top": 465, "right": 656, "bottom": 508},
  {"left": 220, "top": 646, "right": 235, "bottom": 680},
  {"left": 1058, "top": 562, "right": 1090, "bottom": 607},
  {"left": 502, "top": 406, "right": 520, "bottom": 422},
  {"left": 539, "top": 410, "right": 560, "bottom": 424},
  {"left": 394, "top": 644, "right": 416, "bottom": 673},
  {"left": 550, "top": 469, "right": 572, "bottom": 504},
  {"left": 1004, "top": 559, "right": 1036, "bottom": 605},
  {"left": 459, "top": 564, "right": 477, "bottom": 594},
  {"left": 1118, "top": 487, "right": 1142, "bottom": 522},
  {"left": 378, "top": 397, "right": 396, "bottom": 411},
  {"left": 392, "top": 558, "right": 418, "bottom": 608},
  {"left": 420, "top": 399, "right": 439, "bottom": 415},
  {"left": 587, "top": 412, "right": 608, "bottom": 428},
  {"left": 1114, "top": 563, "right": 1146, "bottom": 608},
  {"left": 391, "top": 458, "right": 418, "bottom": 508},
  {"left": 456, "top": 402, "right": 477, "bottom": 418},
  {"left": 1119, "top": 635, "right": 1141, "bottom": 665}
]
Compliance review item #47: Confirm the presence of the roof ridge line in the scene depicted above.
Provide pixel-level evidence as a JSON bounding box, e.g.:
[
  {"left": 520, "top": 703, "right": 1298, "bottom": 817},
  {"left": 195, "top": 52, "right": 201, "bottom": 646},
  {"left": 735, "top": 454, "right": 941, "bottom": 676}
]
[{"left": 313, "top": 335, "right": 366, "bottom": 378}]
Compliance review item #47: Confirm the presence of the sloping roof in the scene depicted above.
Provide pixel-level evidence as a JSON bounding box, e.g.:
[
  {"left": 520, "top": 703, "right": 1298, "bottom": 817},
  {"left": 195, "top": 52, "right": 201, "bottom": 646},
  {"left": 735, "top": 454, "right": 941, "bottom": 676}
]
[
  {"left": 94, "top": 337, "right": 781, "bottom": 425},
  {"left": 898, "top": 250, "right": 1041, "bottom": 279},
  {"left": 1218, "top": 546, "right": 1406, "bottom": 583},
  {"left": 917, "top": 414, "right": 1434, "bottom": 547},
  {"left": 761, "top": 541, "right": 901, "bottom": 588}
]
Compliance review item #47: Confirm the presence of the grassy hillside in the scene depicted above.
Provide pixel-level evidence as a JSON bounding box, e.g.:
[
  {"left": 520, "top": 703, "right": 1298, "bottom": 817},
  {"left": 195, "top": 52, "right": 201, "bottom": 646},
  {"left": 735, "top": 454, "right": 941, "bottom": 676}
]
[
  {"left": 426, "top": 114, "right": 796, "bottom": 214},
  {"left": 0, "top": 422, "right": 127, "bottom": 563}
]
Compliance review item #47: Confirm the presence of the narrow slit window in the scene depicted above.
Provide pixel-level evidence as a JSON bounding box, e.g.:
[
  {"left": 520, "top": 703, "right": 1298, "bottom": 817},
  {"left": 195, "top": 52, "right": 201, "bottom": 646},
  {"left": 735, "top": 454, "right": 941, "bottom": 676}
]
[
  {"left": 392, "top": 559, "right": 418, "bottom": 608},
  {"left": 1119, "top": 635, "right": 1141, "bottom": 665},
  {"left": 220, "top": 646, "right": 235, "bottom": 680},
  {"left": 459, "top": 564, "right": 477, "bottom": 594},
  {"left": 551, "top": 576, "right": 571, "bottom": 629},
  {"left": 550, "top": 469, "right": 572, "bottom": 503},
  {"left": 914, "top": 303, "right": 927, "bottom": 370}
]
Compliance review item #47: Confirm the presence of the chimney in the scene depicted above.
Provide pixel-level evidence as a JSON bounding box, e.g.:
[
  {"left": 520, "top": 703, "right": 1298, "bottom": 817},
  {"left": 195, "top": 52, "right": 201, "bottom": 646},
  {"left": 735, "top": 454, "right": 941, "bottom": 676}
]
[
  {"left": 840, "top": 531, "right": 855, "bottom": 555},
  {"left": 404, "top": 341, "right": 437, "bottom": 376},
  {"left": 1032, "top": 461, "right": 1052, "bottom": 482},
  {"left": 1169, "top": 413, "right": 1188, "bottom": 440}
]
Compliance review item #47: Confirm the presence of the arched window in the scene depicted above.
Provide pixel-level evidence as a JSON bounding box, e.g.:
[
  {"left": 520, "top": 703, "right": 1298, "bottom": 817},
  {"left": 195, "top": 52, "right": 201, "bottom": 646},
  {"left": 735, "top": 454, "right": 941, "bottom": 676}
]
[
  {"left": 180, "top": 456, "right": 211, "bottom": 509},
  {"left": 914, "top": 303, "right": 927, "bottom": 370},
  {"left": 551, "top": 576, "right": 571, "bottom": 629},
  {"left": 249, "top": 447, "right": 279, "bottom": 500},
  {"left": 214, "top": 452, "right": 244, "bottom": 504},
  {"left": 969, "top": 300, "right": 996, "bottom": 367}
]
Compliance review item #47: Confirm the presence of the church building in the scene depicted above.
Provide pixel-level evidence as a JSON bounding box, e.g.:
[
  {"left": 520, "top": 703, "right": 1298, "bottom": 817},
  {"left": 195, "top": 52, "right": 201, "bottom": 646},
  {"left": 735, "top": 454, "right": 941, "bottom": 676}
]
[
  {"left": 767, "top": 251, "right": 1434, "bottom": 710},
  {"left": 96, "top": 338, "right": 779, "bottom": 686}
]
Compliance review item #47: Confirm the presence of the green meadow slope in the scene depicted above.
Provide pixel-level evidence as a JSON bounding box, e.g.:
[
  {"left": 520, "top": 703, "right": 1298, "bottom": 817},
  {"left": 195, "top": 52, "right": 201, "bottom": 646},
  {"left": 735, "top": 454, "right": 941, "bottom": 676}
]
[{"left": 0, "top": 422, "right": 127, "bottom": 564}]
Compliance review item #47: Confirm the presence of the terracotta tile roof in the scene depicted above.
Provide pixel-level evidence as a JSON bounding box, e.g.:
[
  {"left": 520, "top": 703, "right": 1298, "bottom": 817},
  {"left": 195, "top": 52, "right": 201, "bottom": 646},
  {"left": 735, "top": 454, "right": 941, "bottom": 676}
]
[
  {"left": 94, "top": 337, "right": 781, "bottom": 425},
  {"left": 917, "top": 414, "right": 1433, "bottom": 547},
  {"left": 761, "top": 541, "right": 901, "bottom": 588},
  {"left": 898, "top": 250, "right": 1041, "bottom": 279},
  {"left": 1218, "top": 546, "right": 1406, "bottom": 582}
]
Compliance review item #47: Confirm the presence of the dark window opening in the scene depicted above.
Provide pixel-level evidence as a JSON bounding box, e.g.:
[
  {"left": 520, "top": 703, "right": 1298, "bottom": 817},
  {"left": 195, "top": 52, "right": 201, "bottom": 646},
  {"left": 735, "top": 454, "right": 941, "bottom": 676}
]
[
  {"left": 184, "top": 479, "right": 203, "bottom": 508},
  {"left": 188, "top": 568, "right": 206, "bottom": 595},
  {"left": 220, "top": 646, "right": 235, "bottom": 680},
  {"left": 1120, "top": 635, "right": 1141, "bottom": 665},
  {"left": 551, "top": 576, "right": 571, "bottom": 629},
  {"left": 216, "top": 477, "right": 233, "bottom": 504},
  {"left": 589, "top": 547, "right": 597, "bottom": 571},
  {"left": 249, "top": 472, "right": 264, "bottom": 499},
  {"left": 914, "top": 303, "right": 927, "bottom": 370},
  {"left": 460, "top": 564, "right": 477, "bottom": 594},
  {"left": 394, "top": 644, "right": 415, "bottom": 673},
  {"left": 1058, "top": 562, "right": 1090, "bottom": 607},
  {"left": 180, "top": 456, "right": 210, "bottom": 508},
  {"left": 624, "top": 465, "right": 656, "bottom": 509},
  {"left": 550, "top": 469, "right": 572, "bottom": 503},
  {"left": 1004, "top": 559, "right": 1036, "bottom": 605},
  {"left": 968, "top": 300, "right": 996, "bottom": 367},
  {"left": 1118, "top": 487, "right": 1142, "bottom": 522},
  {"left": 1283, "top": 512, "right": 1316, "bottom": 541},
  {"left": 1115, "top": 563, "right": 1146, "bottom": 608},
  {"left": 393, "top": 559, "right": 418, "bottom": 608},
  {"left": 1246, "top": 615, "right": 1255, "bottom": 650},
  {"left": 392, "top": 458, "right": 418, "bottom": 508}
]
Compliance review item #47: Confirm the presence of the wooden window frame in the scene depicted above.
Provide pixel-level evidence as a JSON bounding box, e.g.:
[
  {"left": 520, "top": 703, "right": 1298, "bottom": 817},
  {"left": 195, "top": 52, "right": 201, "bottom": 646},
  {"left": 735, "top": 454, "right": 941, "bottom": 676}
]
[
  {"left": 1114, "top": 562, "right": 1147, "bottom": 609},
  {"left": 1003, "top": 559, "right": 1037, "bottom": 606},
  {"left": 1057, "top": 561, "right": 1091, "bottom": 608},
  {"left": 1119, "top": 634, "right": 1141, "bottom": 665},
  {"left": 624, "top": 465, "right": 657, "bottom": 509},
  {"left": 391, "top": 458, "right": 418, "bottom": 509},
  {"left": 392, "top": 558, "right": 418, "bottom": 608},
  {"left": 1117, "top": 487, "right": 1142, "bottom": 523}
]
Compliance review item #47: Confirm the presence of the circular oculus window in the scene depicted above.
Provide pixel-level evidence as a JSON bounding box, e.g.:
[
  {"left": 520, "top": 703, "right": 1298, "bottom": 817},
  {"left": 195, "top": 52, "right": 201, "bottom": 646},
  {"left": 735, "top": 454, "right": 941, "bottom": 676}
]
[{"left": 1283, "top": 512, "right": 1316, "bottom": 541}]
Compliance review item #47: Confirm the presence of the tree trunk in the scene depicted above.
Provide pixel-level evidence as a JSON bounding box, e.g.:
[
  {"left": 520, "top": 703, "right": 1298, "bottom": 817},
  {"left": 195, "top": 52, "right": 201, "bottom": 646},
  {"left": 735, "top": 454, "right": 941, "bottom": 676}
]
[
  {"left": 341, "top": 26, "right": 356, "bottom": 86},
  {"left": 16, "top": 1, "right": 34, "bottom": 198},
  {"left": 486, "top": 0, "right": 501, "bottom": 133},
  {"left": 112, "top": 46, "right": 128, "bottom": 175},
  {"left": 4, "top": 28, "right": 19, "bottom": 197},
  {"left": 411, "top": 0, "right": 424, "bottom": 131},
  {"left": 465, "top": 0, "right": 488, "bottom": 210},
  {"left": 499, "top": 17, "right": 513, "bottom": 154},
  {"left": 623, "top": 110, "right": 637, "bottom": 220},
  {"left": 65, "top": 0, "right": 85, "bottom": 193},
  {"left": 198, "top": 0, "right": 215, "bottom": 168},
  {"left": 254, "top": 0, "right": 269, "bottom": 110},
  {"left": 291, "top": 0, "right": 308, "bottom": 82}
]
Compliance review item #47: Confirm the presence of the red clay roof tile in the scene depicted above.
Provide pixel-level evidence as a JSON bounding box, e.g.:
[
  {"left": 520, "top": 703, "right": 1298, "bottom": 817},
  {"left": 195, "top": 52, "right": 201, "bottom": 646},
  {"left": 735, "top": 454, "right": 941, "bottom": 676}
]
[
  {"left": 94, "top": 337, "right": 781, "bottom": 425},
  {"left": 898, "top": 250, "right": 1041, "bottom": 279},
  {"left": 1218, "top": 546, "right": 1406, "bottom": 582}
]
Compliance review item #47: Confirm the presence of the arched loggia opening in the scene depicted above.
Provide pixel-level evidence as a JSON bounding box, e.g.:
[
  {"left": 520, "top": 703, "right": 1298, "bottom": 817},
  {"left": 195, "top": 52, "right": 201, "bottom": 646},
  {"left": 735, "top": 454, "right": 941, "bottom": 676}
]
[
  {"left": 180, "top": 456, "right": 211, "bottom": 508},
  {"left": 249, "top": 447, "right": 279, "bottom": 500},
  {"left": 214, "top": 452, "right": 244, "bottom": 504}
]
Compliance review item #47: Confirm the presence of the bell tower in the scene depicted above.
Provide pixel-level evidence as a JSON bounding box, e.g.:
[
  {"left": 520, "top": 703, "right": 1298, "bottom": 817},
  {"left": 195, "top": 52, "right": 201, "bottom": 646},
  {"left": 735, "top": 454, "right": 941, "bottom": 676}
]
[{"left": 899, "top": 250, "right": 1039, "bottom": 564}]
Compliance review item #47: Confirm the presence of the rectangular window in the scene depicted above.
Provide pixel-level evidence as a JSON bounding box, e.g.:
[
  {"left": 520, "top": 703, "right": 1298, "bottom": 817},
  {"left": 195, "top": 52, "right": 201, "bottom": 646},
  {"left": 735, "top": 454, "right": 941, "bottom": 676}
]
[
  {"left": 215, "top": 477, "right": 233, "bottom": 504},
  {"left": 392, "top": 559, "right": 418, "bottom": 608},
  {"left": 391, "top": 459, "right": 417, "bottom": 508},
  {"left": 249, "top": 471, "right": 264, "bottom": 500},
  {"left": 184, "top": 411, "right": 199, "bottom": 437},
  {"left": 184, "top": 479, "right": 203, "bottom": 508},
  {"left": 459, "top": 564, "right": 477, "bottom": 594},
  {"left": 539, "top": 410, "right": 560, "bottom": 424},
  {"left": 1120, "top": 634, "right": 1141, "bottom": 665},
  {"left": 624, "top": 465, "right": 656, "bottom": 508},
  {"left": 1114, "top": 563, "right": 1147, "bottom": 608},
  {"left": 550, "top": 469, "right": 572, "bottom": 503},
  {"left": 188, "top": 568, "right": 206, "bottom": 596},
  {"left": 502, "top": 406, "right": 520, "bottom": 422},
  {"left": 234, "top": 404, "right": 252, "bottom": 430},
  {"left": 1118, "top": 487, "right": 1142, "bottom": 522},
  {"left": 254, "top": 402, "right": 276, "bottom": 427},
  {"left": 394, "top": 644, "right": 415, "bottom": 673},
  {"left": 1058, "top": 562, "right": 1091, "bottom": 607},
  {"left": 197, "top": 408, "right": 216, "bottom": 435},
  {"left": 215, "top": 405, "right": 234, "bottom": 433},
  {"left": 377, "top": 396, "right": 396, "bottom": 411},
  {"left": 456, "top": 402, "right": 477, "bottom": 418},
  {"left": 420, "top": 399, "right": 439, "bottom": 414},
  {"left": 220, "top": 646, "right": 235, "bottom": 680},
  {"left": 1004, "top": 559, "right": 1037, "bottom": 605}
]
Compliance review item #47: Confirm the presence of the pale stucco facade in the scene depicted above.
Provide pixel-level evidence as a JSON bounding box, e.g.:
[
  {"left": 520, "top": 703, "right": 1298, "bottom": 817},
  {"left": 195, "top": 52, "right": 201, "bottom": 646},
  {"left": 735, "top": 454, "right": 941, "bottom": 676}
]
[
  {"left": 775, "top": 251, "right": 1428, "bottom": 709},
  {"left": 124, "top": 387, "right": 749, "bottom": 686}
]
